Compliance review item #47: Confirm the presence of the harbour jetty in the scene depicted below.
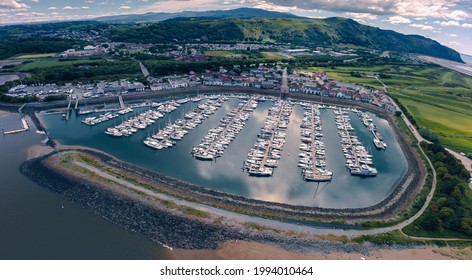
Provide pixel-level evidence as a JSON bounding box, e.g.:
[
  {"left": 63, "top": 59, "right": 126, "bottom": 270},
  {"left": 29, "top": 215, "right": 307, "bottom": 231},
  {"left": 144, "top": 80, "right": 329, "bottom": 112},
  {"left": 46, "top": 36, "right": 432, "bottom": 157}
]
[
  {"left": 244, "top": 99, "right": 293, "bottom": 176},
  {"left": 192, "top": 98, "right": 258, "bottom": 160},
  {"left": 144, "top": 96, "right": 227, "bottom": 150},
  {"left": 298, "top": 103, "right": 333, "bottom": 182},
  {"left": 335, "top": 108, "right": 378, "bottom": 177}
]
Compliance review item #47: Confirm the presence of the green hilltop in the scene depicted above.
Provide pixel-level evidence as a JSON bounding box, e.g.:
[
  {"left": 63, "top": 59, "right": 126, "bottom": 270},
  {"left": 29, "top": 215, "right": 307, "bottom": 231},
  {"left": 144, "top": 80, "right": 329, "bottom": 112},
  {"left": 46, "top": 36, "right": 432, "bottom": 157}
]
[{"left": 109, "top": 17, "right": 463, "bottom": 62}]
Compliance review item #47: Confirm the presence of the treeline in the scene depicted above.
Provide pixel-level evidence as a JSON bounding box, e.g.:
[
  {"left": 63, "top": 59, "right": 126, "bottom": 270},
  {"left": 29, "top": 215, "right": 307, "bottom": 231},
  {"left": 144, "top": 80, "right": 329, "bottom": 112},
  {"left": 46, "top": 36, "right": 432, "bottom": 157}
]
[
  {"left": 0, "top": 38, "right": 84, "bottom": 59},
  {"left": 28, "top": 60, "right": 141, "bottom": 84},
  {"left": 391, "top": 96, "right": 417, "bottom": 126},
  {"left": 0, "top": 93, "right": 39, "bottom": 103},
  {"left": 407, "top": 142, "right": 472, "bottom": 237},
  {"left": 109, "top": 20, "right": 245, "bottom": 43},
  {"left": 142, "top": 59, "right": 285, "bottom": 76}
]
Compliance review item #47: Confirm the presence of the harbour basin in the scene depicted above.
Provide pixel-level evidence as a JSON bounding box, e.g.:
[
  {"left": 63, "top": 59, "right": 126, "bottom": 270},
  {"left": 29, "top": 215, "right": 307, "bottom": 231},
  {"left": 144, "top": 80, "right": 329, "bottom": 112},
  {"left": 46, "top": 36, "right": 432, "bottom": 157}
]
[{"left": 38, "top": 96, "right": 408, "bottom": 209}]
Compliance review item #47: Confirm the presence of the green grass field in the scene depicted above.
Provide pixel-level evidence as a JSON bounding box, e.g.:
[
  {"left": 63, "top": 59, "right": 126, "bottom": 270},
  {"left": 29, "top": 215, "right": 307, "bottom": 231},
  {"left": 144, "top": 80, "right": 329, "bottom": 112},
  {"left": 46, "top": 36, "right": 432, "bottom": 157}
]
[
  {"left": 17, "top": 59, "right": 103, "bottom": 71},
  {"left": 309, "top": 64, "right": 472, "bottom": 154},
  {"left": 16, "top": 53, "right": 57, "bottom": 59},
  {"left": 204, "top": 50, "right": 242, "bottom": 58}
]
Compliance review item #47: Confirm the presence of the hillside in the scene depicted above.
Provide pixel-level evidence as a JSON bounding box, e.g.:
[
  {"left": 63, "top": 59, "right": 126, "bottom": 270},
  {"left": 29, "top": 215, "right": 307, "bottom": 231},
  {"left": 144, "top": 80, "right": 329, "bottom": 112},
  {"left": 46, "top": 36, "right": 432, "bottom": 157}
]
[
  {"left": 93, "top": 8, "right": 301, "bottom": 23},
  {"left": 108, "top": 17, "right": 463, "bottom": 63}
]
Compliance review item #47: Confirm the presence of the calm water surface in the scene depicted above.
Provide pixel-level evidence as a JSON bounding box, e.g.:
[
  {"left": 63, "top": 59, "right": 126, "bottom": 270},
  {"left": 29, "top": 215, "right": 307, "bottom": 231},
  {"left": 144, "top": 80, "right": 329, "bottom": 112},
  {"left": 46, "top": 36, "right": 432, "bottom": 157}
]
[
  {"left": 39, "top": 97, "right": 408, "bottom": 208},
  {"left": 0, "top": 113, "right": 170, "bottom": 259}
]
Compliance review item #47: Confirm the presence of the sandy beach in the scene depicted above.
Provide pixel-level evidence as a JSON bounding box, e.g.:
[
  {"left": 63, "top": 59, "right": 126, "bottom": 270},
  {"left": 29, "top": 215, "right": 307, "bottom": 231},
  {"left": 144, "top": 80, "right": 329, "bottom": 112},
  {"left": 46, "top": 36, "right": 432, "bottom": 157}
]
[
  {"left": 27, "top": 144, "right": 54, "bottom": 160},
  {"left": 172, "top": 240, "right": 472, "bottom": 260},
  {"left": 0, "top": 110, "right": 13, "bottom": 117}
]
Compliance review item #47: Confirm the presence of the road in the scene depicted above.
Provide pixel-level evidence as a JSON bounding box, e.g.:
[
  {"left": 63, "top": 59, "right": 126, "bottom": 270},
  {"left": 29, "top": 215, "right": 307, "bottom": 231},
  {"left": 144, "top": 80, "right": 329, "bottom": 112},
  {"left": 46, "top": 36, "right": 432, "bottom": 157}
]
[{"left": 139, "top": 61, "right": 150, "bottom": 78}]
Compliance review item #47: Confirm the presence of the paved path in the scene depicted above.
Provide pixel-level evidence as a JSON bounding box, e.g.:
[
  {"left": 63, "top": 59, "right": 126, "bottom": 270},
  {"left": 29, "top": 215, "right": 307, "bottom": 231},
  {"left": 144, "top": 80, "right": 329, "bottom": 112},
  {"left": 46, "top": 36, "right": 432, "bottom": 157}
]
[{"left": 139, "top": 62, "right": 150, "bottom": 78}]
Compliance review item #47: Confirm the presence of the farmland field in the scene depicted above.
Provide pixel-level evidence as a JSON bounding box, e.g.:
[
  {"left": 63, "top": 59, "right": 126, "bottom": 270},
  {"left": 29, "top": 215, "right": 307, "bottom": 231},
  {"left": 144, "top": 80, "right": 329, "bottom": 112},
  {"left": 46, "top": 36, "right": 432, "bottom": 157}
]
[
  {"left": 16, "top": 53, "right": 57, "bottom": 59},
  {"left": 16, "top": 59, "right": 104, "bottom": 71},
  {"left": 204, "top": 50, "right": 242, "bottom": 58},
  {"left": 310, "top": 64, "right": 472, "bottom": 154}
]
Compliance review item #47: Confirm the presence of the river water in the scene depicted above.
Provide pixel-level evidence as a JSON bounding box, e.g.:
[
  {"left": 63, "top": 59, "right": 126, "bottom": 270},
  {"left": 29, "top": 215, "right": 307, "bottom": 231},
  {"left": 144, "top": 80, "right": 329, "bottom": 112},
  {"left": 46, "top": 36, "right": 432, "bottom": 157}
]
[
  {"left": 0, "top": 113, "right": 171, "bottom": 259},
  {"left": 38, "top": 97, "right": 408, "bottom": 209}
]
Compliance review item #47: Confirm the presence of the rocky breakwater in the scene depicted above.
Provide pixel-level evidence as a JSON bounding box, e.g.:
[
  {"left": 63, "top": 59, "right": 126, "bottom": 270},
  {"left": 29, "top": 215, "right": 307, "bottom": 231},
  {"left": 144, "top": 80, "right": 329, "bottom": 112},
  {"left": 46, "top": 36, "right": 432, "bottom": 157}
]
[{"left": 20, "top": 149, "right": 422, "bottom": 253}]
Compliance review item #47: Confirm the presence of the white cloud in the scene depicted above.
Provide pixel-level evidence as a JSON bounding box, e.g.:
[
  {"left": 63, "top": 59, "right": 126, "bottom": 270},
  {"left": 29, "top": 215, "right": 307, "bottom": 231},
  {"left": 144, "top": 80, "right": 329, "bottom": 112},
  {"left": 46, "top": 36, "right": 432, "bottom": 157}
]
[
  {"left": 447, "top": 10, "right": 468, "bottom": 21},
  {"left": 388, "top": 15, "right": 410, "bottom": 25},
  {"left": 344, "top": 12, "right": 378, "bottom": 21},
  {"left": 435, "top": 20, "right": 460, "bottom": 26},
  {"left": 119, "top": 5, "right": 131, "bottom": 9},
  {"left": 0, "top": 0, "right": 30, "bottom": 10},
  {"left": 410, "top": 23, "right": 434, "bottom": 31},
  {"left": 462, "top": 23, "right": 472, "bottom": 28},
  {"left": 63, "top": 6, "right": 90, "bottom": 10},
  {"left": 47, "top": 6, "right": 56, "bottom": 10},
  {"left": 261, "top": 0, "right": 470, "bottom": 21},
  {"left": 446, "top": 41, "right": 462, "bottom": 48},
  {"left": 63, "top": 6, "right": 80, "bottom": 10}
]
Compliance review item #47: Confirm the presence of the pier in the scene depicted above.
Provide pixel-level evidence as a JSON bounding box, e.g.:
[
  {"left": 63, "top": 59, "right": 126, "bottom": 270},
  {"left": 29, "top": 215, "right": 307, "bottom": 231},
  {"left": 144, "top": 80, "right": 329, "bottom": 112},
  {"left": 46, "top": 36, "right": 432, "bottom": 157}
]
[
  {"left": 245, "top": 99, "right": 292, "bottom": 176},
  {"left": 74, "top": 97, "right": 79, "bottom": 110},
  {"left": 335, "top": 109, "right": 377, "bottom": 177},
  {"left": 2, "top": 105, "right": 30, "bottom": 135},
  {"left": 299, "top": 103, "right": 332, "bottom": 182},
  {"left": 192, "top": 98, "right": 257, "bottom": 160},
  {"left": 144, "top": 97, "right": 226, "bottom": 150},
  {"left": 119, "top": 95, "right": 125, "bottom": 109}
]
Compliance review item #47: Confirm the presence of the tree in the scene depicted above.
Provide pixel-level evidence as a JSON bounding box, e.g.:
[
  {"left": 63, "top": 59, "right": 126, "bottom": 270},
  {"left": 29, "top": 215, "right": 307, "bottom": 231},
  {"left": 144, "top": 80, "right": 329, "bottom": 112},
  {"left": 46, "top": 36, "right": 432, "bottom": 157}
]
[
  {"left": 395, "top": 111, "right": 402, "bottom": 117},
  {"left": 460, "top": 218, "right": 472, "bottom": 235},
  {"left": 419, "top": 128, "right": 439, "bottom": 143}
]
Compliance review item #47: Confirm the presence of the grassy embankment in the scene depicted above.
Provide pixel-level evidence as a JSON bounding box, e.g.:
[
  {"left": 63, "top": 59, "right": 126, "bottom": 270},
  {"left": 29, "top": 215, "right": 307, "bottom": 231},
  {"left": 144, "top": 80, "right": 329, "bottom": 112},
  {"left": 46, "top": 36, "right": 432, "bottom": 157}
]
[
  {"left": 57, "top": 152, "right": 213, "bottom": 220},
  {"left": 15, "top": 53, "right": 57, "bottom": 59},
  {"left": 309, "top": 64, "right": 472, "bottom": 154}
]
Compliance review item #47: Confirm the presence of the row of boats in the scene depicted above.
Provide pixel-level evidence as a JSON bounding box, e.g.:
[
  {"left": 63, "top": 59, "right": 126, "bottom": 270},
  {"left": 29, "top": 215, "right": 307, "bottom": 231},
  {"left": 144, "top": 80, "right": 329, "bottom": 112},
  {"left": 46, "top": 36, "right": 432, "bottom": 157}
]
[
  {"left": 298, "top": 103, "right": 333, "bottom": 182},
  {"left": 244, "top": 100, "right": 293, "bottom": 176},
  {"left": 359, "top": 112, "right": 387, "bottom": 150},
  {"left": 103, "top": 100, "right": 192, "bottom": 137},
  {"left": 143, "top": 97, "right": 227, "bottom": 150},
  {"left": 191, "top": 98, "right": 258, "bottom": 160},
  {"left": 335, "top": 109, "right": 378, "bottom": 176},
  {"left": 82, "top": 107, "right": 134, "bottom": 126}
]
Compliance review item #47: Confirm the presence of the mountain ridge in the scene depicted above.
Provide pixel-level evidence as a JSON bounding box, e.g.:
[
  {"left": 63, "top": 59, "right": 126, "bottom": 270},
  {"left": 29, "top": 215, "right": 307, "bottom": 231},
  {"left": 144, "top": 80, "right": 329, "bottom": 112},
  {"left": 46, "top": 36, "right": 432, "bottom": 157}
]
[
  {"left": 107, "top": 14, "right": 463, "bottom": 63},
  {"left": 92, "top": 7, "right": 302, "bottom": 23}
]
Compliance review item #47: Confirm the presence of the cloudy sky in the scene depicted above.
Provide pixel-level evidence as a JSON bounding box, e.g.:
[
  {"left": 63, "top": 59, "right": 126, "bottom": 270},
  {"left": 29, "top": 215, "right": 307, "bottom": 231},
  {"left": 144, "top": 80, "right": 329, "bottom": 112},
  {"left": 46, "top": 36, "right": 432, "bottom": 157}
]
[{"left": 1, "top": 0, "right": 471, "bottom": 55}]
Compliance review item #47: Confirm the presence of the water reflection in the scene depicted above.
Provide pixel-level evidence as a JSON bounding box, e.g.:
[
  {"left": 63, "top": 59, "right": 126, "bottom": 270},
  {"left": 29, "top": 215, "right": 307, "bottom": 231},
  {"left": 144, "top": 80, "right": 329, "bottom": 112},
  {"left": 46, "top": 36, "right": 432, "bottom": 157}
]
[{"left": 39, "top": 98, "right": 408, "bottom": 208}]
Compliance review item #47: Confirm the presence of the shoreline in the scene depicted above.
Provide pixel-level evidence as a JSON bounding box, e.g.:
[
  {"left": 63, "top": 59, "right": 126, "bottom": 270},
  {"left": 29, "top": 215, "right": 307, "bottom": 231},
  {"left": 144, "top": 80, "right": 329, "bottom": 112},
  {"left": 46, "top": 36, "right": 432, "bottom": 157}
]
[
  {"left": 21, "top": 148, "right": 438, "bottom": 258},
  {"left": 0, "top": 110, "right": 13, "bottom": 117},
  {"left": 172, "top": 240, "right": 460, "bottom": 260},
  {"left": 16, "top": 145, "right": 472, "bottom": 259}
]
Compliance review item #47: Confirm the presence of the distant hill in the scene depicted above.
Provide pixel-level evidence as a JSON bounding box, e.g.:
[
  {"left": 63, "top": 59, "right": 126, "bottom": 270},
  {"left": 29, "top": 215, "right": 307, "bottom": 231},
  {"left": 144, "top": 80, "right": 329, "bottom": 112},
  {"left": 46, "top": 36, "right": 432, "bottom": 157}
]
[
  {"left": 0, "top": 8, "right": 463, "bottom": 63},
  {"left": 93, "top": 8, "right": 301, "bottom": 23},
  {"left": 108, "top": 16, "right": 463, "bottom": 63}
]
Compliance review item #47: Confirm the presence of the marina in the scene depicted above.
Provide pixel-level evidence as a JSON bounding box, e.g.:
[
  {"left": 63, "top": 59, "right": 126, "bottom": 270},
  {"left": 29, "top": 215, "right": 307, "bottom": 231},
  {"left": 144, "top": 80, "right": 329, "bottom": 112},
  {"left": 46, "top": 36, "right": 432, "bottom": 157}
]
[{"left": 38, "top": 95, "right": 408, "bottom": 208}]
